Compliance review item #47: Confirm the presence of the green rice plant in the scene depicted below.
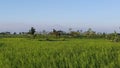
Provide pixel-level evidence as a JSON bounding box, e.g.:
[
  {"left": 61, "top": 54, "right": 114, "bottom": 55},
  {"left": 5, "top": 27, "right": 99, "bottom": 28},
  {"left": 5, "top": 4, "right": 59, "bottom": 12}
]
[{"left": 0, "top": 38, "right": 120, "bottom": 68}]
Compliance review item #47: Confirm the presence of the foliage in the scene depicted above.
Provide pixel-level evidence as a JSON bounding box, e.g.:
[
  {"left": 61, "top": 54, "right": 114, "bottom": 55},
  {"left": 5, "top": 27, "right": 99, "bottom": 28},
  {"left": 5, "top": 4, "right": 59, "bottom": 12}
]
[
  {"left": 70, "top": 31, "right": 80, "bottom": 37},
  {"left": 28, "top": 27, "right": 36, "bottom": 35}
]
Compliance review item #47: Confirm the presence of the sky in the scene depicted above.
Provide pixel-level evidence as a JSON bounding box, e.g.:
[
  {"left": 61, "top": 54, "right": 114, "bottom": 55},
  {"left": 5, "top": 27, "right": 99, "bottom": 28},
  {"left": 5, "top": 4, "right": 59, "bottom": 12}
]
[{"left": 0, "top": 0, "right": 120, "bottom": 33}]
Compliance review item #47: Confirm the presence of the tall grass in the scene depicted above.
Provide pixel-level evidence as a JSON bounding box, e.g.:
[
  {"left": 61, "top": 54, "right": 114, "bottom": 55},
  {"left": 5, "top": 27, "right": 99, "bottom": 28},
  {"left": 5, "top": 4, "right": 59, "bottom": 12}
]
[{"left": 0, "top": 38, "right": 120, "bottom": 68}]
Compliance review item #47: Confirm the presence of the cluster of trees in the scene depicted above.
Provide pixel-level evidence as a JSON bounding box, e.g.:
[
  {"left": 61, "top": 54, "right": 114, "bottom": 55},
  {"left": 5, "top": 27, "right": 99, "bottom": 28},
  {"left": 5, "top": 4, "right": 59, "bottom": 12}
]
[{"left": 0, "top": 27, "right": 120, "bottom": 42}]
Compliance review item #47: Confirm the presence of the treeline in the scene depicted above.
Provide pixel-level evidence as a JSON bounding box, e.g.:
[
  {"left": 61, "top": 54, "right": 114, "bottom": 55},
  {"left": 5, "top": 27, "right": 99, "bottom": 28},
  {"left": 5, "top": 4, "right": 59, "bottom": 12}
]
[{"left": 0, "top": 27, "right": 120, "bottom": 42}]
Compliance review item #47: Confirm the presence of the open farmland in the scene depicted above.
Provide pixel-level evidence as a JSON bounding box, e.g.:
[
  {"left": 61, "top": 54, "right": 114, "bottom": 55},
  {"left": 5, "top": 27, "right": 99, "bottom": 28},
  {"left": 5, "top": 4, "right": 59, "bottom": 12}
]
[{"left": 0, "top": 38, "right": 120, "bottom": 68}]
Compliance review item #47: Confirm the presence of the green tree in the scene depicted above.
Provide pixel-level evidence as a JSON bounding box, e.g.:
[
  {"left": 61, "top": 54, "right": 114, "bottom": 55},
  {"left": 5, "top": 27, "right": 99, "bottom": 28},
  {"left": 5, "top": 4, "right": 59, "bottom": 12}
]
[
  {"left": 52, "top": 29, "right": 61, "bottom": 38},
  {"left": 13, "top": 32, "right": 17, "bottom": 35},
  {"left": 85, "top": 28, "right": 96, "bottom": 38},
  {"left": 29, "top": 27, "right": 36, "bottom": 35},
  {"left": 70, "top": 31, "right": 80, "bottom": 37}
]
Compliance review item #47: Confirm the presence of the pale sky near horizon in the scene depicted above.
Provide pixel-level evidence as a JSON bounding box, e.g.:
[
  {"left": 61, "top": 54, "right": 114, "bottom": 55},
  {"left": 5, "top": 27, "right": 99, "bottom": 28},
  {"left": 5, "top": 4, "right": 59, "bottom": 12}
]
[{"left": 0, "top": 0, "right": 120, "bottom": 33}]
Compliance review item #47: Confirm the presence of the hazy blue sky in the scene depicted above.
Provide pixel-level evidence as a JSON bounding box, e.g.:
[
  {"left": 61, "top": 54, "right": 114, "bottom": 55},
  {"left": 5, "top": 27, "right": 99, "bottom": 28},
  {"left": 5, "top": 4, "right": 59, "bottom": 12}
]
[{"left": 0, "top": 0, "right": 120, "bottom": 33}]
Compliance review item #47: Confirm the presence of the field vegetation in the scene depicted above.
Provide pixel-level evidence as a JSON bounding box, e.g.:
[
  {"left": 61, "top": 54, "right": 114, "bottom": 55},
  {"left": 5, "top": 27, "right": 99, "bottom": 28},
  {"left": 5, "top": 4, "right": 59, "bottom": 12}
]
[{"left": 0, "top": 27, "right": 120, "bottom": 68}]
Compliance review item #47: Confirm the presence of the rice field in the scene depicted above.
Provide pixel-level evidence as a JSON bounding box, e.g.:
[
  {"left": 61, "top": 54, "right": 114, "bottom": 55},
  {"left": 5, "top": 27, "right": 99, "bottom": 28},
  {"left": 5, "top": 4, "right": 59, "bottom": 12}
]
[{"left": 0, "top": 38, "right": 120, "bottom": 68}]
